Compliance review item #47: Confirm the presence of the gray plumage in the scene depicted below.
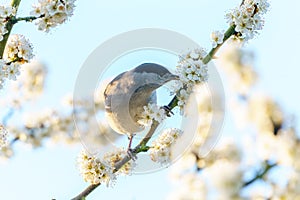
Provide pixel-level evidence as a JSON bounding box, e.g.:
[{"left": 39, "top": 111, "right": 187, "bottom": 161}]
[{"left": 104, "top": 63, "right": 178, "bottom": 136}]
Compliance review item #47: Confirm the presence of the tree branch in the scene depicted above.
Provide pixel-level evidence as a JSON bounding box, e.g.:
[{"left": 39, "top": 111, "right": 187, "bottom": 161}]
[
  {"left": 202, "top": 25, "right": 236, "bottom": 64},
  {"left": 71, "top": 184, "right": 100, "bottom": 200},
  {"left": 243, "top": 161, "right": 277, "bottom": 187},
  {"left": 0, "top": 0, "right": 22, "bottom": 59}
]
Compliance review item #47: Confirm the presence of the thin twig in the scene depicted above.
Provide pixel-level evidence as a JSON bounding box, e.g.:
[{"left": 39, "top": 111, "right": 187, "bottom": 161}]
[
  {"left": 202, "top": 25, "right": 236, "bottom": 64},
  {"left": 243, "top": 161, "right": 277, "bottom": 187},
  {"left": 11, "top": 15, "right": 45, "bottom": 24},
  {"left": 2, "top": 108, "right": 14, "bottom": 126}
]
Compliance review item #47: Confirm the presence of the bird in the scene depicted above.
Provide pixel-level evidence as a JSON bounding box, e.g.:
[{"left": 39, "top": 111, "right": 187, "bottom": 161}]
[{"left": 104, "top": 63, "right": 178, "bottom": 153}]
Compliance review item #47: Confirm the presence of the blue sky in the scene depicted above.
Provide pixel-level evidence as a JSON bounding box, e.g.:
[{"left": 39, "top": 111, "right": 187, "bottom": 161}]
[{"left": 0, "top": 0, "right": 299, "bottom": 199}]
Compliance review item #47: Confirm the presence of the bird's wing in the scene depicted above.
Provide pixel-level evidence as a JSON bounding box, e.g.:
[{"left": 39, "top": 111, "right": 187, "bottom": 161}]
[
  {"left": 104, "top": 71, "right": 127, "bottom": 113},
  {"left": 104, "top": 71, "right": 127, "bottom": 99}
]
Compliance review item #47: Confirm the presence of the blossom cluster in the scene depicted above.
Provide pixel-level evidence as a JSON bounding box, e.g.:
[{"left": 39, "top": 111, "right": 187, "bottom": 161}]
[
  {"left": 149, "top": 128, "right": 183, "bottom": 165},
  {"left": 168, "top": 45, "right": 300, "bottom": 199},
  {"left": 0, "top": 60, "right": 20, "bottom": 88},
  {"left": 177, "top": 48, "right": 208, "bottom": 87},
  {"left": 247, "top": 95, "right": 283, "bottom": 135},
  {"left": 0, "top": 5, "right": 16, "bottom": 41},
  {"left": 220, "top": 45, "right": 257, "bottom": 95},
  {"left": 167, "top": 174, "right": 207, "bottom": 200},
  {"left": 168, "top": 85, "right": 220, "bottom": 181},
  {"left": 103, "top": 148, "right": 136, "bottom": 175},
  {"left": 169, "top": 138, "right": 244, "bottom": 200},
  {"left": 78, "top": 148, "right": 136, "bottom": 185},
  {"left": 239, "top": 97, "right": 300, "bottom": 199},
  {"left": 225, "top": 0, "right": 270, "bottom": 41},
  {"left": 7, "top": 106, "right": 117, "bottom": 149},
  {"left": 0, "top": 85, "right": 119, "bottom": 159},
  {"left": 77, "top": 150, "right": 114, "bottom": 185},
  {"left": 10, "top": 60, "right": 47, "bottom": 100},
  {"left": 30, "top": 0, "right": 76, "bottom": 32},
  {"left": 4, "top": 34, "right": 34, "bottom": 63},
  {"left": 138, "top": 103, "right": 167, "bottom": 126},
  {"left": 0, "top": 34, "right": 34, "bottom": 89},
  {"left": 0, "top": 125, "right": 8, "bottom": 148},
  {"left": 173, "top": 48, "right": 208, "bottom": 113},
  {"left": 187, "top": 85, "right": 214, "bottom": 153}
]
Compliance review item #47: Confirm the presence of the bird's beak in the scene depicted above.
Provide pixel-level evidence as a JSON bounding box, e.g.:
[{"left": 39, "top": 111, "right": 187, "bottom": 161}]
[
  {"left": 169, "top": 74, "right": 180, "bottom": 81},
  {"left": 162, "top": 73, "right": 180, "bottom": 84}
]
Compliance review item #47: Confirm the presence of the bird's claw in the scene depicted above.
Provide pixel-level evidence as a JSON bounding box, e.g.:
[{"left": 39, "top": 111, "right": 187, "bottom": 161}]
[
  {"left": 127, "top": 148, "right": 137, "bottom": 161},
  {"left": 162, "top": 105, "right": 174, "bottom": 117}
]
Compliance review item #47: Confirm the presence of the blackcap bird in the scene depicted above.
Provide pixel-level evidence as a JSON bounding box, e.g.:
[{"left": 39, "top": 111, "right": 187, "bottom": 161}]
[{"left": 104, "top": 63, "right": 178, "bottom": 151}]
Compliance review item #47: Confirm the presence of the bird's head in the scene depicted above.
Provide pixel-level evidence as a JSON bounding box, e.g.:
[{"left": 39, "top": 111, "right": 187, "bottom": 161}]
[{"left": 132, "top": 62, "right": 178, "bottom": 84}]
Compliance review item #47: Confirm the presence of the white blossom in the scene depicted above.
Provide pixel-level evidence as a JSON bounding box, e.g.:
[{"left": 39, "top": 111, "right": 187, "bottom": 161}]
[
  {"left": 77, "top": 150, "right": 115, "bottom": 186},
  {"left": 177, "top": 48, "right": 208, "bottom": 86},
  {"left": 4, "top": 63, "right": 20, "bottom": 81},
  {"left": 172, "top": 48, "right": 208, "bottom": 113},
  {"left": 4, "top": 34, "right": 34, "bottom": 63},
  {"left": 0, "top": 5, "right": 16, "bottom": 41},
  {"left": 219, "top": 45, "right": 257, "bottom": 95},
  {"left": 169, "top": 139, "right": 244, "bottom": 200},
  {"left": 31, "top": 0, "right": 76, "bottom": 32},
  {"left": 0, "top": 35, "right": 34, "bottom": 90},
  {"left": 176, "top": 61, "right": 208, "bottom": 85},
  {"left": 78, "top": 148, "right": 137, "bottom": 186},
  {"left": 103, "top": 148, "right": 136, "bottom": 176},
  {"left": 211, "top": 30, "right": 224, "bottom": 48},
  {"left": 0, "top": 61, "right": 19, "bottom": 88},
  {"left": 10, "top": 60, "right": 47, "bottom": 100},
  {"left": 176, "top": 89, "right": 190, "bottom": 114},
  {"left": 1, "top": 94, "right": 118, "bottom": 151},
  {"left": 138, "top": 103, "right": 167, "bottom": 126},
  {"left": 150, "top": 128, "right": 183, "bottom": 165},
  {"left": 225, "top": 0, "right": 270, "bottom": 42},
  {"left": 247, "top": 94, "right": 283, "bottom": 134},
  {"left": 167, "top": 173, "right": 207, "bottom": 200},
  {"left": 0, "top": 145, "right": 14, "bottom": 160},
  {"left": 204, "top": 160, "right": 243, "bottom": 199}
]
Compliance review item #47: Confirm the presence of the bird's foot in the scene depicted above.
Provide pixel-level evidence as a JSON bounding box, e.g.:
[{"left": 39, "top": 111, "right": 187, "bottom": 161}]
[
  {"left": 162, "top": 105, "right": 174, "bottom": 117},
  {"left": 127, "top": 148, "right": 137, "bottom": 161}
]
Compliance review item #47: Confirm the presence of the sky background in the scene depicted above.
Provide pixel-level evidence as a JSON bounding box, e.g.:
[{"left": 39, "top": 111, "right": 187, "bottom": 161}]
[{"left": 0, "top": 0, "right": 299, "bottom": 199}]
